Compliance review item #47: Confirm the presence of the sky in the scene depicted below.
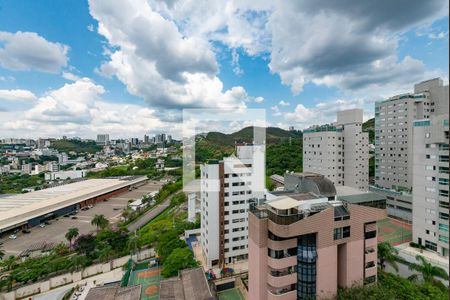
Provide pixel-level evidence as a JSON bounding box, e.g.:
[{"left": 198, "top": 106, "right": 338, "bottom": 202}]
[{"left": 0, "top": 0, "right": 448, "bottom": 139}]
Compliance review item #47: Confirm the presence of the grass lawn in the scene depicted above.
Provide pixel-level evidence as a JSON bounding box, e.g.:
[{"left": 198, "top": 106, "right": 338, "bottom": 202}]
[
  {"left": 378, "top": 218, "right": 412, "bottom": 246},
  {"left": 217, "top": 288, "right": 245, "bottom": 300}
]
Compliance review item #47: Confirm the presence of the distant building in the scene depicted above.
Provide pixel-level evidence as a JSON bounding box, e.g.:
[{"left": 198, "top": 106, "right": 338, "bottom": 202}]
[
  {"left": 167, "top": 135, "right": 173, "bottom": 143},
  {"left": 200, "top": 144, "right": 264, "bottom": 267},
  {"left": 131, "top": 138, "right": 139, "bottom": 145},
  {"left": 303, "top": 109, "right": 369, "bottom": 191},
  {"left": 144, "top": 135, "right": 149, "bottom": 144},
  {"left": 373, "top": 78, "right": 449, "bottom": 223},
  {"left": 44, "top": 170, "right": 87, "bottom": 181},
  {"left": 21, "top": 163, "right": 32, "bottom": 174},
  {"left": 248, "top": 172, "right": 386, "bottom": 300},
  {"left": 96, "top": 134, "right": 110, "bottom": 146},
  {"left": 33, "top": 164, "right": 46, "bottom": 175},
  {"left": 46, "top": 161, "right": 59, "bottom": 172}
]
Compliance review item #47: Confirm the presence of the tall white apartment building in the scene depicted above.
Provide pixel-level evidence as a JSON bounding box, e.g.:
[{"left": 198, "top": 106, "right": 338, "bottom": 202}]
[
  {"left": 373, "top": 78, "right": 448, "bottom": 223},
  {"left": 96, "top": 134, "right": 110, "bottom": 146},
  {"left": 412, "top": 116, "right": 449, "bottom": 256},
  {"left": 303, "top": 109, "right": 369, "bottom": 191},
  {"left": 200, "top": 144, "right": 264, "bottom": 268}
]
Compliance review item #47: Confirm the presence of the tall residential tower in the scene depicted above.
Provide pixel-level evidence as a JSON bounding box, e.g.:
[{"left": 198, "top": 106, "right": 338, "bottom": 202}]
[
  {"left": 373, "top": 78, "right": 449, "bottom": 223},
  {"left": 200, "top": 144, "right": 264, "bottom": 268},
  {"left": 303, "top": 109, "right": 369, "bottom": 191}
]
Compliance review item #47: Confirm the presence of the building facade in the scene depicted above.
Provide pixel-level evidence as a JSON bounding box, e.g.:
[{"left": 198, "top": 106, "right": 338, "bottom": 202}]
[
  {"left": 373, "top": 78, "right": 449, "bottom": 223},
  {"left": 200, "top": 144, "right": 264, "bottom": 268},
  {"left": 248, "top": 173, "right": 386, "bottom": 300},
  {"left": 303, "top": 109, "right": 369, "bottom": 191},
  {"left": 412, "top": 114, "right": 449, "bottom": 257},
  {"left": 96, "top": 134, "right": 110, "bottom": 146}
]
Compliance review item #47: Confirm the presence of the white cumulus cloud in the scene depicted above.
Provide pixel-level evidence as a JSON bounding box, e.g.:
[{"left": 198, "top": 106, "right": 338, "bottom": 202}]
[{"left": 0, "top": 31, "right": 69, "bottom": 73}]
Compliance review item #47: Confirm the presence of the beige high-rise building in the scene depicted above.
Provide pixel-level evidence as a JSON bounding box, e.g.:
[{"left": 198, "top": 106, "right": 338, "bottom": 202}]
[
  {"left": 303, "top": 109, "right": 369, "bottom": 191},
  {"left": 373, "top": 78, "right": 449, "bottom": 223}
]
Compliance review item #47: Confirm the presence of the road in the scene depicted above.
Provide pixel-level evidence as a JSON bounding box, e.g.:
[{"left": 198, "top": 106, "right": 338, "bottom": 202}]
[{"left": 126, "top": 194, "right": 174, "bottom": 232}]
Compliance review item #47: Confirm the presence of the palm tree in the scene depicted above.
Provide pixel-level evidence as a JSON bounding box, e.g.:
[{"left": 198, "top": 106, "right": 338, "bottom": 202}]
[
  {"left": 377, "top": 242, "right": 399, "bottom": 271},
  {"left": 91, "top": 214, "right": 109, "bottom": 232},
  {"left": 1, "top": 256, "right": 17, "bottom": 271},
  {"left": 65, "top": 227, "right": 79, "bottom": 249},
  {"left": 408, "top": 255, "right": 448, "bottom": 282}
]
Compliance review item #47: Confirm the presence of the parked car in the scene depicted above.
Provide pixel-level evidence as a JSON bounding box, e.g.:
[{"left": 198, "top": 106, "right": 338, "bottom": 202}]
[
  {"left": 22, "top": 229, "right": 31, "bottom": 234},
  {"left": 71, "top": 216, "right": 78, "bottom": 219},
  {"left": 44, "top": 221, "right": 51, "bottom": 225},
  {"left": 39, "top": 224, "right": 46, "bottom": 228},
  {"left": 9, "top": 234, "right": 17, "bottom": 240}
]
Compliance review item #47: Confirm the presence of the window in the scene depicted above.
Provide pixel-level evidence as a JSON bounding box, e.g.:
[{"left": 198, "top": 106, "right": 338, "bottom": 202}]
[
  {"left": 439, "top": 212, "right": 449, "bottom": 221},
  {"left": 439, "top": 178, "right": 449, "bottom": 185},
  {"left": 439, "top": 223, "right": 449, "bottom": 232},
  {"left": 333, "top": 226, "right": 350, "bottom": 240},
  {"left": 439, "top": 190, "right": 449, "bottom": 197},
  {"left": 439, "top": 166, "right": 449, "bottom": 174},
  {"left": 439, "top": 235, "right": 449, "bottom": 243},
  {"left": 425, "top": 240, "right": 437, "bottom": 252}
]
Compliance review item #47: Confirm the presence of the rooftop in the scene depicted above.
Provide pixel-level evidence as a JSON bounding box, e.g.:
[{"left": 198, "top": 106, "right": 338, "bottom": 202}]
[
  {"left": 0, "top": 176, "right": 146, "bottom": 231},
  {"left": 159, "top": 267, "right": 213, "bottom": 300}
]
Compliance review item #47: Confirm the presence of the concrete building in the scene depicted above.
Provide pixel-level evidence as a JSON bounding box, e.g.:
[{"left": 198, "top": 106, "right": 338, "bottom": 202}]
[
  {"left": 248, "top": 173, "right": 386, "bottom": 300},
  {"left": 96, "top": 134, "right": 110, "bottom": 146},
  {"left": 200, "top": 144, "right": 264, "bottom": 268},
  {"left": 412, "top": 114, "right": 449, "bottom": 257},
  {"left": 373, "top": 78, "right": 449, "bottom": 223},
  {"left": 303, "top": 109, "right": 369, "bottom": 191},
  {"left": 0, "top": 176, "right": 146, "bottom": 235},
  {"left": 44, "top": 170, "right": 87, "bottom": 181},
  {"left": 46, "top": 161, "right": 59, "bottom": 172},
  {"left": 21, "top": 163, "right": 32, "bottom": 174}
]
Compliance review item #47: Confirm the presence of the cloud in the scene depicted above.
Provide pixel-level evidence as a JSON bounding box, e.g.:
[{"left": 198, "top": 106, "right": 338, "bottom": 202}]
[
  {"left": 270, "top": 105, "right": 281, "bottom": 116},
  {"left": 0, "top": 77, "right": 183, "bottom": 139},
  {"left": 279, "top": 100, "right": 290, "bottom": 106},
  {"left": 0, "top": 89, "right": 37, "bottom": 101},
  {"left": 231, "top": 48, "right": 243, "bottom": 76},
  {"left": 89, "top": 0, "right": 250, "bottom": 109},
  {"left": 62, "top": 71, "right": 80, "bottom": 81},
  {"left": 254, "top": 96, "right": 264, "bottom": 103},
  {"left": 267, "top": 1, "right": 448, "bottom": 94},
  {"left": 0, "top": 31, "right": 69, "bottom": 73}
]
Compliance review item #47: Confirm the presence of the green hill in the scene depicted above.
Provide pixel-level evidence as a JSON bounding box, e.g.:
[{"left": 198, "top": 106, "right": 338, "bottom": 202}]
[
  {"left": 50, "top": 139, "right": 101, "bottom": 154},
  {"left": 363, "top": 118, "right": 375, "bottom": 144},
  {"left": 195, "top": 126, "right": 303, "bottom": 175}
]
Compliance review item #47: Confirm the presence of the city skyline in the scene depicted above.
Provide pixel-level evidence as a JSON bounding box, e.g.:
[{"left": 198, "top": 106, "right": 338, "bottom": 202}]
[{"left": 0, "top": 1, "right": 448, "bottom": 139}]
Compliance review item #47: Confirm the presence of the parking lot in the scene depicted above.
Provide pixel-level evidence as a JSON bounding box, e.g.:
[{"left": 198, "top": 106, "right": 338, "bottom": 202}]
[{"left": 0, "top": 181, "right": 164, "bottom": 257}]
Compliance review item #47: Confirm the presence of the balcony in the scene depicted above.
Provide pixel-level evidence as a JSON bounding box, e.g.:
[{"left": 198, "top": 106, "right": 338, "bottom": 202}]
[
  {"left": 267, "top": 238, "right": 297, "bottom": 251},
  {"left": 268, "top": 256, "right": 297, "bottom": 270},
  {"left": 365, "top": 265, "right": 377, "bottom": 278},
  {"left": 267, "top": 272, "right": 297, "bottom": 288},
  {"left": 365, "top": 250, "right": 377, "bottom": 263},
  {"left": 267, "top": 285, "right": 297, "bottom": 300}
]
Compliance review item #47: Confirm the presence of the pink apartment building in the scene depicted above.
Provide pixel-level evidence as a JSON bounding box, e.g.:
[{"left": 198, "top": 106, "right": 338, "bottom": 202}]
[{"left": 248, "top": 173, "right": 387, "bottom": 300}]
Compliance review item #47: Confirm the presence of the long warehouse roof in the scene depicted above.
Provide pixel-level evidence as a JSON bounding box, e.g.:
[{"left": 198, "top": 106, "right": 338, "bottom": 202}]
[{"left": 0, "top": 176, "right": 147, "bottom": 231}]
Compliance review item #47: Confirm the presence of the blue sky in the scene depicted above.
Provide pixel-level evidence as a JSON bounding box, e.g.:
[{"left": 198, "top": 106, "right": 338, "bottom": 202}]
[{"left": 0, "top": 0, "right": 448, "bottom": 139}]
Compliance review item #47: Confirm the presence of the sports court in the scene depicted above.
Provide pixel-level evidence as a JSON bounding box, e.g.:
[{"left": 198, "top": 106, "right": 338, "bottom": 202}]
[
  {"left": 217, "top": 288, "right": 245, "bottom": 300},
  {"left": 377, "top": 218, "right": 412, "bottom": 246},
  {"left": 129, "top": 265, "right": 161, "bottom": 300}
]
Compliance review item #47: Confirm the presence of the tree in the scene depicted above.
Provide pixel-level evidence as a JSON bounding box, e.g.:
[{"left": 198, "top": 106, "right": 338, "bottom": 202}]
[
  {"left": 0, "top": 245, "right": 4, "bottom": 260},
  {"left": 377, "top": 242, "right": 399, "bottom": 271},
  {"left": 1, "top": 256, "right": 17, "bottom": 271},
  {"left": 408, "top": 255, "right": 448, "bottom": 283},
  {"left": 65, "top": 227, "right": 79, "bottom": 249},
  {"left": 156, "top": 231, "right": 187, "bottom": 263},
  {"left": 98, "top": 245, "right": 113, "bottom": 262},
  {"left": 74, "top": 234, "right": 96, "bottom": 256},
  {"left": 91, "top": 214, "right": 109, "bottom": 232},
  {"left": 161, "top": 247, "right": 198, "bottom": 278}
]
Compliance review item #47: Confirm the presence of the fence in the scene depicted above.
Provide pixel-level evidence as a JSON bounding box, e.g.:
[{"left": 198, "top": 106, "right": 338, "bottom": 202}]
[{"left": 0, "top": 248, "right": 154, "bottom": 300}]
